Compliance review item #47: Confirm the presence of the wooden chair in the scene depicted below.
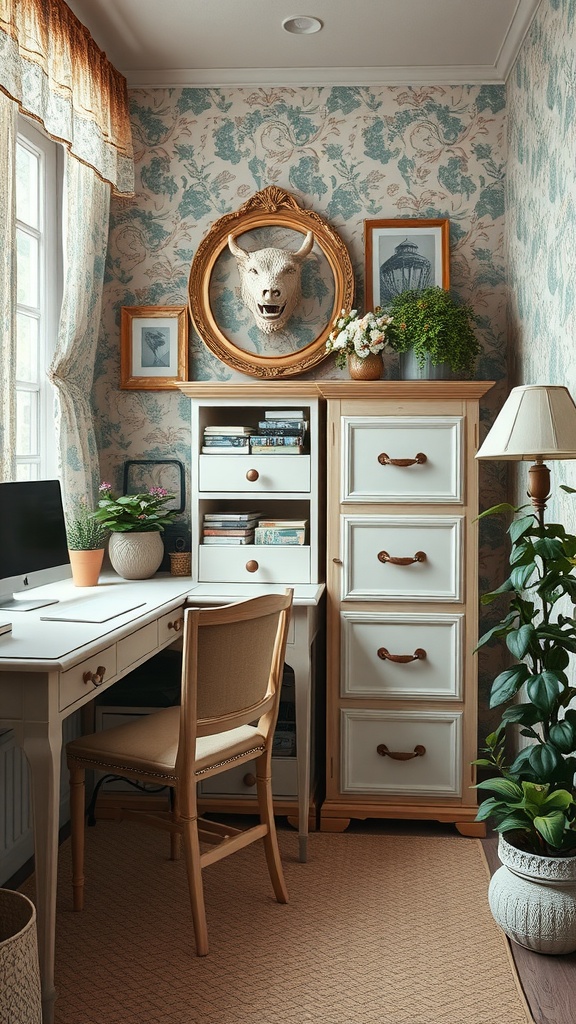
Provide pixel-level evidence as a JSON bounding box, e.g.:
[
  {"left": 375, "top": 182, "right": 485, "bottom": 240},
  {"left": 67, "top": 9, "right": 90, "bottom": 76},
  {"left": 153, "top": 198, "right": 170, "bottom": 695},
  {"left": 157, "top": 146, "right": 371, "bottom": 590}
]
[{"left": 66, "top": 590, "right": 293, "bottom": 955}]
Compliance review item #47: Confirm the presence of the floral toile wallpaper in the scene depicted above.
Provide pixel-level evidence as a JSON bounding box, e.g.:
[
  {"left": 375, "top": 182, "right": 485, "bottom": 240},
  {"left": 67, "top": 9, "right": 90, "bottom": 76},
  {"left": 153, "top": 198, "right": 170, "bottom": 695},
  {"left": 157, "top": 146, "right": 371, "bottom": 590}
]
[
  {"left": 507, "top": 0, "right": 576, "bottom": 531},
  {"left": 93, "top": 82, "right": 510, "bottom": 739}
]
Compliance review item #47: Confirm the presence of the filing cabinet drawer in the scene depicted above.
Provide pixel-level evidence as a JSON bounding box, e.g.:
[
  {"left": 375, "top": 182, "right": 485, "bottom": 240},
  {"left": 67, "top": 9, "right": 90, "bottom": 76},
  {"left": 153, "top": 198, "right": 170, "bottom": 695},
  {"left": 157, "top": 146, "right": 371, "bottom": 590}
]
[
  {"left": 343, "top": 416, "right": 463, "bottom": 503},
  {"left": 342, "top": 515, "right": 462, "bottom": 601},
  {"left": 198, "top": 756, "right": 297, "bottom": 798},
  {"left": 59, "top": 645, "right": 117, "bottom": 711},
  {"left": 117, "top": 621, "right": 158, "bottom": 673},
  {"left": 199, "top": 454, "right": 310, "bottom": 492},
  {"left": 341, "top": 708, "right": 462, "bottom": 797},
  {"left": 158, "top": 606, "right": 185, "bottom": 645},
  {"left": 341, "top": 611, "right": 463, "bottom": 699},
  {"left": 199, "top": 545, "right": 311, "bottom": 584}
]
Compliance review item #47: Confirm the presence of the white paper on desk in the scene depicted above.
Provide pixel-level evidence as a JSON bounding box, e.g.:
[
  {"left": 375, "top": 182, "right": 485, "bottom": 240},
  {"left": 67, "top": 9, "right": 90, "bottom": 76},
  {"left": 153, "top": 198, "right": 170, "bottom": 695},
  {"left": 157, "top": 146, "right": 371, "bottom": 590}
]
[{"left": 39, "top": 601, "right": 146, "bottom": 623}]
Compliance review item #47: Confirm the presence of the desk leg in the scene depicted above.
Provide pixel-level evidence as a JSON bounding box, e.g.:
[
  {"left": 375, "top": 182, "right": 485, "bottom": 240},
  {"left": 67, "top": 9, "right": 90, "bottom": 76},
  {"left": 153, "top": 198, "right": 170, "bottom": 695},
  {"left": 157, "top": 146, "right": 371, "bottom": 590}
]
[
  {"left": 291, "top": 609, "right": 313, "bottom": 864},
  {"left": 21, "top": 720, "right": 62, "bottom": 1024}
]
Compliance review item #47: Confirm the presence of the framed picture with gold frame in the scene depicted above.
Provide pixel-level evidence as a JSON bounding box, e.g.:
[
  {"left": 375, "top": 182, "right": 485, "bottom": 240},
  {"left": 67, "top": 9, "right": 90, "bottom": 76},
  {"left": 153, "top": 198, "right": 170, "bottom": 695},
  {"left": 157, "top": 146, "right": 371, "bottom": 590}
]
[
  {"left": 364, "top": 218, "right": 450, "bottom": 311},
  {"left": 188, "top": 186, "right": 354, "bottom": 379},
  {"left": 120, "top": 306, "right": 189, "bottom": 390}
]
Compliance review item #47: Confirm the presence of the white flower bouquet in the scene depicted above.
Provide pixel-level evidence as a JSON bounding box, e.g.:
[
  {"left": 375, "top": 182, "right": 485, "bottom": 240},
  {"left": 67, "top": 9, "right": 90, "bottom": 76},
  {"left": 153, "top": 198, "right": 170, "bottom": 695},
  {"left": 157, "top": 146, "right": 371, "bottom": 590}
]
[{"left": 326, "top": 308, "right": 394, "bottom": 370}]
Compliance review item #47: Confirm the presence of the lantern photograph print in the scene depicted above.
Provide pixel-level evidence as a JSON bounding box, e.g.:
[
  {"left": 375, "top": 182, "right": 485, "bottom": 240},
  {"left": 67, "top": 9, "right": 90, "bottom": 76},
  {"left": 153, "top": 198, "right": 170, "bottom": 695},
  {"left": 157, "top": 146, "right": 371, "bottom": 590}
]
[{"left": 364, "top": 219, "right": 450, "bottom": 310}]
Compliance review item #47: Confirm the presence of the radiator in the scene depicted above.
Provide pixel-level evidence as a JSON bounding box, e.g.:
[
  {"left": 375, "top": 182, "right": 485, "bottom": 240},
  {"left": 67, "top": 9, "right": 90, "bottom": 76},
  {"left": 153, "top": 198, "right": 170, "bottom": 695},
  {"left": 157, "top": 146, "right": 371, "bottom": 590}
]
[{"left": 0, "top": 713, "right": 80, "bottom": 885}]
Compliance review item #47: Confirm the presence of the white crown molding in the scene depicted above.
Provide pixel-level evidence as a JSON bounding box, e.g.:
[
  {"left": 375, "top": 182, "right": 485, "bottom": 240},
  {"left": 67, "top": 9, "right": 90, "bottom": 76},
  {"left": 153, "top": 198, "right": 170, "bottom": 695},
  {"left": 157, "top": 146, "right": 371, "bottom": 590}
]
[
  {"left": 126, "top": 64, "right": 508, "bottom": 90},
  {"left": 495, "top": 0, "right": 541, "bottom": 81}
]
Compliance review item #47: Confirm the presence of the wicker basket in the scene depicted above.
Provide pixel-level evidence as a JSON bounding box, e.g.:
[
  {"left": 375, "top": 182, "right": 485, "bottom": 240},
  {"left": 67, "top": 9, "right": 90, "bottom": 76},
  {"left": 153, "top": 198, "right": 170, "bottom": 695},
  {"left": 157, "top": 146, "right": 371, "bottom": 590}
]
[{"left": 169, "top": 550, "right": 191, "bottom": 576}]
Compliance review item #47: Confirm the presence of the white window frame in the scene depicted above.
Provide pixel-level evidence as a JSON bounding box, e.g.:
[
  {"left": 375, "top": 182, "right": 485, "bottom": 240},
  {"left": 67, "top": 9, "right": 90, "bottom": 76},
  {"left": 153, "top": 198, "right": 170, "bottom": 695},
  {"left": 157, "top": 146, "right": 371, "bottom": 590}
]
[{"left": 15, "top": 118, "right": 63, "bottom": 480}]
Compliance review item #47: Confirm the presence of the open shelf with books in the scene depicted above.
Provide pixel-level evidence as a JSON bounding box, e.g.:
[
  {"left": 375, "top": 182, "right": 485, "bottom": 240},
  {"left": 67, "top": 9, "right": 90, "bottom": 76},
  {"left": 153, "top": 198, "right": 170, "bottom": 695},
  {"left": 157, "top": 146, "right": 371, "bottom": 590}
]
[{"left": 177, "top": 382, "right": 325, "bottom": 859}]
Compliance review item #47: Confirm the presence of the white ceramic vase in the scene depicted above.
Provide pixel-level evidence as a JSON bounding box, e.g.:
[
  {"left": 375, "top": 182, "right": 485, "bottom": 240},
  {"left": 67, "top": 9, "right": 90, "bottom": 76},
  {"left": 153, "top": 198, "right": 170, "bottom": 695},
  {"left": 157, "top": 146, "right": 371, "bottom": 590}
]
[
  {"left": 488, "top": 835, "right": 576, "bottom": 954},
  {"left": 108, "top": 531, "right": 164, "bottom": 580}
]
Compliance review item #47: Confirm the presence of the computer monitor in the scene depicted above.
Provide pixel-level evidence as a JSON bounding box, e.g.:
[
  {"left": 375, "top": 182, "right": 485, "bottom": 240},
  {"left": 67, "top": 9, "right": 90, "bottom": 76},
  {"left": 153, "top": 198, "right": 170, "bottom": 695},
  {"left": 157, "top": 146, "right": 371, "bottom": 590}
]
[{"left": 0, "top": 479, "right": 71, "bottom": 611}]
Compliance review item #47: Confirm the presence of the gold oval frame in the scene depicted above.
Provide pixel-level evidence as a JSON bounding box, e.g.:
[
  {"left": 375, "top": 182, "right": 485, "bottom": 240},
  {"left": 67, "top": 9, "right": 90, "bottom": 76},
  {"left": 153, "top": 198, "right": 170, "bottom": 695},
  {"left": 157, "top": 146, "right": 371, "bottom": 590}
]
[{"left": 188, "top": 186, "right": 354, "bottom": 378}]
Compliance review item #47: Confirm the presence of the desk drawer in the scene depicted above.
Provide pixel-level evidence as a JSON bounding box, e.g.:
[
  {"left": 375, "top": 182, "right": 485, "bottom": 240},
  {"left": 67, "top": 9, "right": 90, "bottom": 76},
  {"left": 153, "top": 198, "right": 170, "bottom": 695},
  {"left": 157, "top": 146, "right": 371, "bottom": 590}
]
[
  {"left": 158, "top": 606, "right": 185, "bottom": 645},
  {"left": 199, "top": 757, "right": 297, "bottom": 799},
  {"left": 343, "top": 416, "right": 462, "bottom": 503},
  {"left": 117, "top": 621, "right": 158, "bottom": 673},
  {"left": 342, "top": 515, "right": 462, "bottom": 601},
  {"left": 59, "top": 645, "right": 117, "bottom": 711},
  {"left": 341, "top": 708, "right": 462, "bottom": 797},
  {"left": 199, "top": 454, "right": 310, "bottom": 493},
  {"left": 199, "top": 545, "right": 311, "bottom": 584}
]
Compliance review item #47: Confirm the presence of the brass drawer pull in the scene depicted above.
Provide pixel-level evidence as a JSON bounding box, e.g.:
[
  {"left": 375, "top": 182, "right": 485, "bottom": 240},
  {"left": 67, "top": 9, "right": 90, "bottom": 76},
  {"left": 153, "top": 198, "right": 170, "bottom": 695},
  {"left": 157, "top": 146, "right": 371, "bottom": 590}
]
[
  {"left": 168, "top": 617, "right": 184, "bottom": 632},
  {"left": 243, "top": 772, "right": 257, "bottom": 787},
  {"left": 82, "top": 665, "right": 106, "bottom": 686},
  {"left": 378, "top": 550, "right": 426, "bottom": 566},
  {"left": 378, "top": 452, "right": 427, "bottom": 467},
  {"left": 378, "top": 647, "right": 426, "bottom": 664},
  {"left": 246, "top": 469, "right": 259, "bottom": 482},
  {"left": 377, "top": 743, "right": 426, "bottom": 761},
  {"left": 245, "top": 560, "right": 259, "bottom": 573}
]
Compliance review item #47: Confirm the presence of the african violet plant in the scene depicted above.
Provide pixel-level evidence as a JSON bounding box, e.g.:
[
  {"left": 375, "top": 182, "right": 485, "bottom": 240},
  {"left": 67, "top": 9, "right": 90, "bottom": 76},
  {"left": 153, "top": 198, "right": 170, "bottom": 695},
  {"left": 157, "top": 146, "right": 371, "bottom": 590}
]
[{"left": 473, "top": 496, "right": 576, "bottom": 856}]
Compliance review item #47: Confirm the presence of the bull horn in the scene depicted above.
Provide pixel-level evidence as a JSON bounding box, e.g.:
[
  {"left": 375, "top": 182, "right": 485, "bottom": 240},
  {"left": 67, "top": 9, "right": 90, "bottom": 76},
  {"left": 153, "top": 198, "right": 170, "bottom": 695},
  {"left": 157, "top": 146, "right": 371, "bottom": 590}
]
[
  {"left": 228, "top": 233, "right": 248, "bottom": 259},
  {"left": 293, "top": 230, "right": 314, "bottom": 260}
]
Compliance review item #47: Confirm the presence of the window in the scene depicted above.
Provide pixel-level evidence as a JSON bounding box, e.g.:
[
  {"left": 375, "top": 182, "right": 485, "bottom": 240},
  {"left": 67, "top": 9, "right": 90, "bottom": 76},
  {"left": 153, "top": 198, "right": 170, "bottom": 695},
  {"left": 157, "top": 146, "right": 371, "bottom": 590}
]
[{"left": 15, "top": 119, "right": 62, "bottom": 480}]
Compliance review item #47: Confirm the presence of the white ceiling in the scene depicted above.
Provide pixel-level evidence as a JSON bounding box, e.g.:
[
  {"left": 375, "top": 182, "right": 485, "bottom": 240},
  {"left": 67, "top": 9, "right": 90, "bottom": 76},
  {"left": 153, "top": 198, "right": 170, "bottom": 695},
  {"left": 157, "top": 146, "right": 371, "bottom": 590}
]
[{"left": 65, "top": 0, "right": 541, "bottom": 87}]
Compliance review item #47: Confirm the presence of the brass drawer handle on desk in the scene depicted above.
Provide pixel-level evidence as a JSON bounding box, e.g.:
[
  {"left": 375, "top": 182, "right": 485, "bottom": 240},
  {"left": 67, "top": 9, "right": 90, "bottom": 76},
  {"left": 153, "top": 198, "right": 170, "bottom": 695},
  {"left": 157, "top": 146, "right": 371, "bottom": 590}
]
[
  {"left": 378, "top": 647, "right": 426, "bottom": 664},
  {"left": 377, "top": 743, "right": 426, "bottom": 761},
  {"left": 245, "top": 560, "right": 259, "bottom": 573},
  {"left": 168, "top": 617, "right": 184, "bottom": 632},
  {"left": 82, "top": 665, "right": 106, "bottom": 686},
  {"left": 378, "top": 550, "right": 426, "bottom": 566},
  {"left": 246, "top": 469, "right": 259, "bottom": 482},
  {"left": 378, "top": 452, "right": 427, "bottom": 467},
  {"left": 243, "top": 772, "right": 257, "bottom": 787}
]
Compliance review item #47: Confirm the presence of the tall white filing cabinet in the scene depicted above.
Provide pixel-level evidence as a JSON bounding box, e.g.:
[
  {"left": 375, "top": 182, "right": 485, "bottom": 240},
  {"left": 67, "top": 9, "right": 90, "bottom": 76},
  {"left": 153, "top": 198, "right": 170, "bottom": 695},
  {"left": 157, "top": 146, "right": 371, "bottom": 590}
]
[
  {"left": 317, "top": 381, "right": 493, "bottom": 836},
  {"left": 178, "top": 382, "right": 325, "bottom": 860}
]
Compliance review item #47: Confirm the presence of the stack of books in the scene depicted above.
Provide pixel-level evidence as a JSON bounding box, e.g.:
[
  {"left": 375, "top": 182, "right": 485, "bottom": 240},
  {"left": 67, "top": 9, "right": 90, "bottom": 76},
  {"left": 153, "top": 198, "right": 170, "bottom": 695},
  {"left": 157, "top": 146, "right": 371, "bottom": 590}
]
[
  {"left": 201, "top": 426, "right": 251, "bottom": 454},
  {"left": 254, "top": 518, "right": 307, "bottom": 546},
  {"left": 202, "top": 510, "right": 261, "bottom": 545},
  {"left": 250, "top": 409, "right": 307, "bottom": 455}
]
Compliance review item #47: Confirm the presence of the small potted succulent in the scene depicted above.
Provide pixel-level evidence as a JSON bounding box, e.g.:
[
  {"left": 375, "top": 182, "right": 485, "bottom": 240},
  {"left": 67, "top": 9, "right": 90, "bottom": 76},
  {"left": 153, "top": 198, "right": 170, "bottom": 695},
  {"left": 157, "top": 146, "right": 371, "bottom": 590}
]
[
  {"left": 93, "top": 483, "right": 178, "bottom": 579},
  {"left": 325, "top": 307, "right": 394, "bottom": 379},
  {"left": 65, "top": 498, "right": 109, "bottom": 587},
  {"left": 385, "top": 286, "right": 481, "bottom": 379},
  {"left": 473, "top": 496, "right": 576, "bottom": 953}
]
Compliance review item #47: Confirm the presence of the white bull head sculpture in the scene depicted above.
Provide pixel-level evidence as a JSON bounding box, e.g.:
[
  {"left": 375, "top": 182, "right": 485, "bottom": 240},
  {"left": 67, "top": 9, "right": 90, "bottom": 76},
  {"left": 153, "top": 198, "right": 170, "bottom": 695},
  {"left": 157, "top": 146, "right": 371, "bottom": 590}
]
[{"left": 227, "top": 230, "right": 315, "bottom": 333}]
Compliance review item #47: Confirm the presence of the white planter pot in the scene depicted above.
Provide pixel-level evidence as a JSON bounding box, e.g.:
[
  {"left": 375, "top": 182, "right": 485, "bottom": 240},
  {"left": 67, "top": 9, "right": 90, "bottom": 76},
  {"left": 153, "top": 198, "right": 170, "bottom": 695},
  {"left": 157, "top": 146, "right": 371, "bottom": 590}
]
[
  {"left": 108, "top": 531, "right": 164, "bottom": 580},
  {"left": 488, "top": 835, "right": 576, "bottom": 954},
  {"left": 0, "top": 888, "right": 42, "bottom": 1023},
  {"left": 399, "top": 351, "right": 451, "bottom": 380}
]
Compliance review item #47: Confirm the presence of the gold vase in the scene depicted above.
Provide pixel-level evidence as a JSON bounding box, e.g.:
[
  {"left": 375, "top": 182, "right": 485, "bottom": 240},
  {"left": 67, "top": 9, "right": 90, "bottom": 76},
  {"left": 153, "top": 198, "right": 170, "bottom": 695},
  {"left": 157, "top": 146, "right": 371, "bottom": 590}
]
[{"left": 347, "top": 351, "right": 384, "bottom": 380}]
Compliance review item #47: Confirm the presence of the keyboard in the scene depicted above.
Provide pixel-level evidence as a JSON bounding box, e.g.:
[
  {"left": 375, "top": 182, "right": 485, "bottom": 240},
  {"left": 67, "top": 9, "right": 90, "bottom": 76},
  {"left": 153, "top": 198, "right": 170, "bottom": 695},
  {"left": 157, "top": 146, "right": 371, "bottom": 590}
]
[{"left": 40, "top": 599, "right": 146, "bottom": 623}]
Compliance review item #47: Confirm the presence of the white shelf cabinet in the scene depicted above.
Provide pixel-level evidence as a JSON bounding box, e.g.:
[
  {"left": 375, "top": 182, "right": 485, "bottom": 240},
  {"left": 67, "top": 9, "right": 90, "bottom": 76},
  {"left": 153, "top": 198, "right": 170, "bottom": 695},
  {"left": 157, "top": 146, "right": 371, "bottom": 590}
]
[
  {"left": 316, "top": 380, "right": 493, "bottom": 836},
  {"left": 178, "top": 382, "right": 325, "bottom": 861}
]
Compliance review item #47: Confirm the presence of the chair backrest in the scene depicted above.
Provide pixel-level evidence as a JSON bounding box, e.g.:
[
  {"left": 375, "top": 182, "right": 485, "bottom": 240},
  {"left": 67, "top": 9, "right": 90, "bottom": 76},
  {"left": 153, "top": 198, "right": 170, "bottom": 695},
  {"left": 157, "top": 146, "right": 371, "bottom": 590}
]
[{"left": 175, "top": 590, "right": 293, "bottom": 775}]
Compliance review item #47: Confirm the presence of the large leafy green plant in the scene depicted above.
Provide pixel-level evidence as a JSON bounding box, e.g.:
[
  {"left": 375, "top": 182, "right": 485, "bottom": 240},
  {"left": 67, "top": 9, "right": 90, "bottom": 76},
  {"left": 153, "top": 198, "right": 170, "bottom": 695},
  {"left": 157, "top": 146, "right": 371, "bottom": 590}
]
[
  {"left": 474, "top": 499, "right": 576, "bottom": 855},
  {"left": 386, "top": 286, "right": 481, "bottom": 376}
]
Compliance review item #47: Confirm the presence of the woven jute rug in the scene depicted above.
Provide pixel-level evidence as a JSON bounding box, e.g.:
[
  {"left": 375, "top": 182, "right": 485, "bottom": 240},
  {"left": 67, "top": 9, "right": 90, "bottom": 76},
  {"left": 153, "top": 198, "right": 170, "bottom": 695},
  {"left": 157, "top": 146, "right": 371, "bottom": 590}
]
[{"left": 21, "top": 823, "right": 534, "bottom": 1024}]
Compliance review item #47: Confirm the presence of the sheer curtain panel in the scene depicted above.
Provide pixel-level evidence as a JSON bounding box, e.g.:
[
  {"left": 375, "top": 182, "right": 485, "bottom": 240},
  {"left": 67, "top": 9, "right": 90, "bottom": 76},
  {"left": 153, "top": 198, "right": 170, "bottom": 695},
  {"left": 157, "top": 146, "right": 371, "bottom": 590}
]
[{"left": 0, "top": 91, "right": 17, "bottom": 481}]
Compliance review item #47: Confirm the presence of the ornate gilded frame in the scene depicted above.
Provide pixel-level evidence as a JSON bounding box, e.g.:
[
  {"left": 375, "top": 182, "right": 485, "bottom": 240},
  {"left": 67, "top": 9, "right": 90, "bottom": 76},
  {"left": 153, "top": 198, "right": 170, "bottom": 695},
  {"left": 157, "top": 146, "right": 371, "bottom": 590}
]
[
  {"left": 120, "top": 305, "right": 188, "bottom": 390},
  {"left": 188, "top": 186, "right": 354, "bottom": 378}
]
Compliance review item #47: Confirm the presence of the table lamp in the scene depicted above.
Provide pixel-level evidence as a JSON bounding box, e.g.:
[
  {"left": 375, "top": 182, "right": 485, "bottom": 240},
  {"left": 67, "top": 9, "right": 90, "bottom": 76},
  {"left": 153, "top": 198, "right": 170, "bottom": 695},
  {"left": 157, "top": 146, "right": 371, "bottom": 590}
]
[{"left": 475, "top": 384, "right": 576, "bottom": 525}]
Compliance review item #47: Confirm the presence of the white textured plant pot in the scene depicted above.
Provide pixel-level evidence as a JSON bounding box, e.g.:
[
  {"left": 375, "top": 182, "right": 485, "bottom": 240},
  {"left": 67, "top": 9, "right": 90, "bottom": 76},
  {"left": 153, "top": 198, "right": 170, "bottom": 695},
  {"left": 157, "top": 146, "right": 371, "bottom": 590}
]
[
  {"left": 488, "top": 835, "right": 576, "bottom": 955},
  {"left": 108, "top": 531, "right": 164, "bottom": 580},
  {"left": 0, "top": 888, "right": 42, "bottom": 1023}
]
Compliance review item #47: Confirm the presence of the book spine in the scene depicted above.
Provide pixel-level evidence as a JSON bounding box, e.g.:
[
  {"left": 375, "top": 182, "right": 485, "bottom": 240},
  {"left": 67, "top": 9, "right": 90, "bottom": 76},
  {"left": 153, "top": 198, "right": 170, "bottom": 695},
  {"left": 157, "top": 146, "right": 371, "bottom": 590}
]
[
  {"left": 202, "top": 521, "right": 258, "bottom": 529},
  {"left": 250, "top": 435, "right": 303, "bottom": 446},
  {"left": 202, "top": 537, "right": 253, "bottom": 545},
  {"left": 250, "top": 446, "right": 303, "bottom": 454},
  {"left": 201, "top": 447, "right": 250, "bottom": 454},
  {"left": 258, "top": 420, "right": 307, "bottom": 431},
  {"left": 254, "top": 528, "right": 305, "bottom": 545},
  {"left": 264, "top": 410, "right": 304, "bottom": 419},
  {"left": 203, "top": 528, "right": 255, "bottom": 537},
  {"left": 202, "top": 436, "right": 250, "bottom": 446},
  {"left": 203, "top": 512, "right": 261, "bottom": 522}
]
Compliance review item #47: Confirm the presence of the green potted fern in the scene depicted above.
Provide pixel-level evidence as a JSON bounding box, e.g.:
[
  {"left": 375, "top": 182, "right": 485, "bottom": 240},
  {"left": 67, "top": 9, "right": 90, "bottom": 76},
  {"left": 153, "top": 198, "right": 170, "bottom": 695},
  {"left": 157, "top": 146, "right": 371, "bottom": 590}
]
[
  {"left": 473, "top": 496, "right": 576, "bottom": 953},
  {"left": 385, "top": 286, "right": 481, "bottom": 379}
]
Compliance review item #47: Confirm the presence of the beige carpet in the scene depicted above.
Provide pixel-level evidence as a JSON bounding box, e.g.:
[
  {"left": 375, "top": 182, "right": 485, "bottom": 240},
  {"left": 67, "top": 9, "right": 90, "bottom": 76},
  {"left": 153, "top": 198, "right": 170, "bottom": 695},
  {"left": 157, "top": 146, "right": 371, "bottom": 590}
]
[{"left": 21, "top": 823, "right": 534, "bottom": 1024}]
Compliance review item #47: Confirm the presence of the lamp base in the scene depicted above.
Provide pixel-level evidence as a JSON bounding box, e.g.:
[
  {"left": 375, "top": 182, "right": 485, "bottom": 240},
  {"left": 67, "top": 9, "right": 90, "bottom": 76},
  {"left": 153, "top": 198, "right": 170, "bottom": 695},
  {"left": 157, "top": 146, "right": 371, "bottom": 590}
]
[{"left": 528, "top": 461, "right": 550, "bottom": 526}]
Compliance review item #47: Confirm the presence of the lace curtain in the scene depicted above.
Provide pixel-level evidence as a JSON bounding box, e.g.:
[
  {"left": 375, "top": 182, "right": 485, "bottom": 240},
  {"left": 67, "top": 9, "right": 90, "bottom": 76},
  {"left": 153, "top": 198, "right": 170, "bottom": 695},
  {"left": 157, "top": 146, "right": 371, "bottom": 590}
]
[
  {"left": 0, "top": 91, "right": 17, "bottom": 481},
  {"left": 0, "top": 0, "right": 134, "bottom": 195}
]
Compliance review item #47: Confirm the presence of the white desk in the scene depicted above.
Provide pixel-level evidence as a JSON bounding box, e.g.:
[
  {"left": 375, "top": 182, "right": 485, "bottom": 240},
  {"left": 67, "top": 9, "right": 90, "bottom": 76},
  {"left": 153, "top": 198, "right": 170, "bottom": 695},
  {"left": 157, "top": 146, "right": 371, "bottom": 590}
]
[{"left": 0, "top": 573, "right": 324, "bottom": 1024}]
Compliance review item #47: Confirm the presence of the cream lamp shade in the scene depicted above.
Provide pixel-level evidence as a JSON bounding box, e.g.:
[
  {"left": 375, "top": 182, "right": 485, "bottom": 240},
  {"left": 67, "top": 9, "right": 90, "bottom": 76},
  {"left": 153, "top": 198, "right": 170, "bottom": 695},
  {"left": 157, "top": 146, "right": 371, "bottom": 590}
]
[{"left": 476, "top": 384, "right": 576, "bottom": 523}]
